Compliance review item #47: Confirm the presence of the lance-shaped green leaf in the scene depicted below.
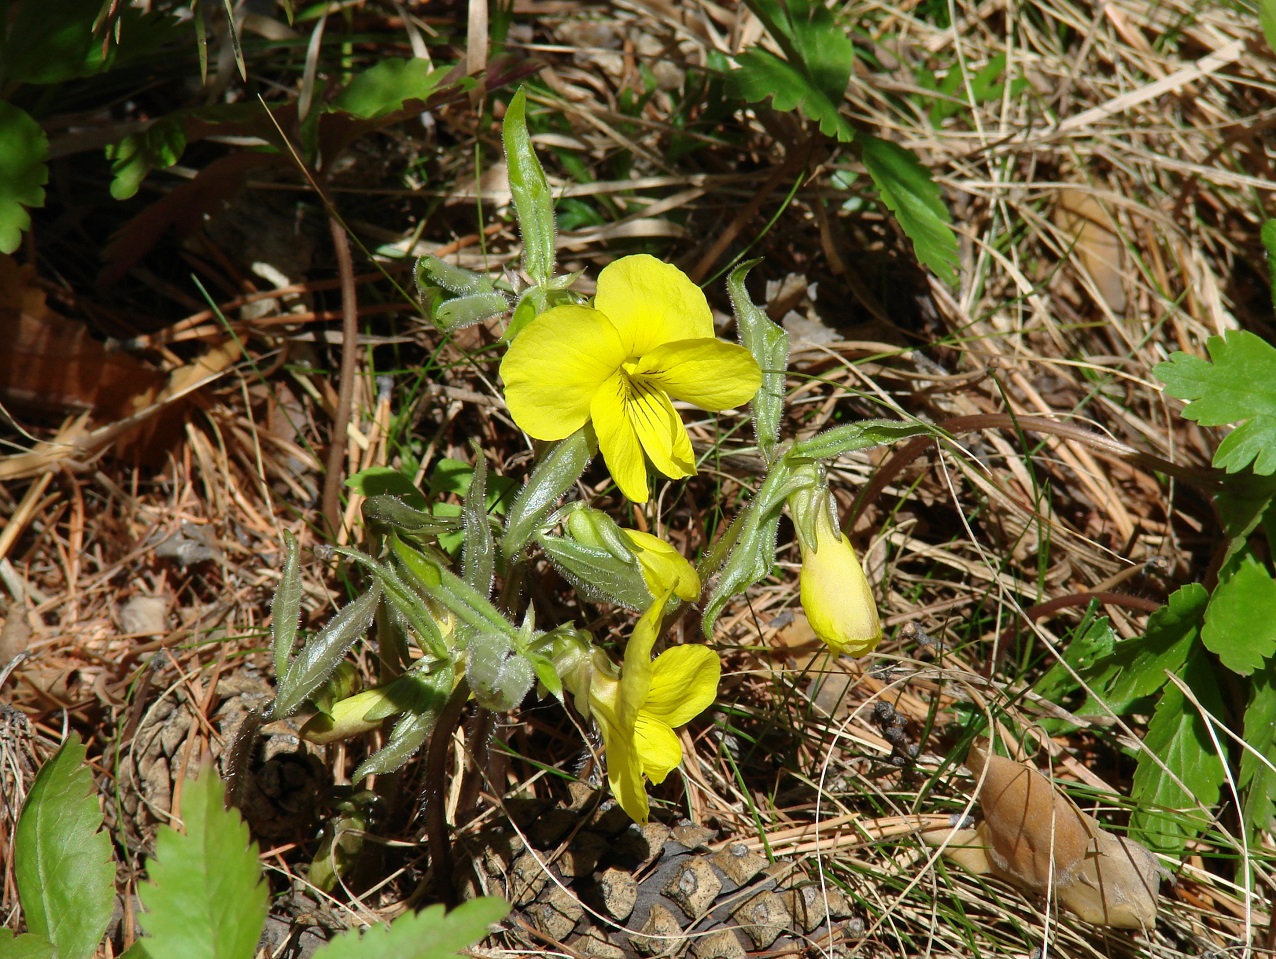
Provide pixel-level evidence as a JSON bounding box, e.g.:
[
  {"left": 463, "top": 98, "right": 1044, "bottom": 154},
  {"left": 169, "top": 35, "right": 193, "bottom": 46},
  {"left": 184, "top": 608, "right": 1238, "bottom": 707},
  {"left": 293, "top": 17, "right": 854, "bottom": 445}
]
[
  {"left": 433, "top": 290, "right": 512, "bottom": 331},
  {"left": 271, "top": 531, "right": 303, "bottom": 678},
  {"left": 416, "top": 255, "right": 499, "bottom": 297},
  {"left": 462, "top": 451, "right": 496, "bottom": 596},
  {"left": 335, "top": 546, "right": 450, "bottom": 659},
  {"left": 787, "top": 419, "right": 935, "bottom": 463},
  {"left": 312, "top": 897, "right": 509, "bottom": 959},
  {"left": 503, "top": 427, "right": 597, "bottom": 561},
  {"left": 138, "top": 768, "right": 268, "bottom": 959},
  {"left": 860, "top": 134, "right": 959, "bottom": 286},
  {"left": 540, "top": 535, "right": 653, "bottom": 611},
  {"left": 391, "top": 535, "right": 516, "bottom": 640},
  {"left": 728, "top": 260, "right": 789, "bottom": 462},
  {"left": 503, "top": 86, "right": 555, "bottom": 286},
  {"left": 272, "top": 583, "right": 382, "bottom": 719},
  {"left": 352, "top": 665, "right": 455, "bottom": 779},
  {"left": 15, "top": 737, "right": 115, "bottom": 959},
  {"left": 362, "top": 494, "right": 456, "bottom": 540},
  {"left": 701, "top": 459, "right": 809, "bottom": 635},
  {"left": 0, "top": 930, "right": 53, "bottom": 959}
]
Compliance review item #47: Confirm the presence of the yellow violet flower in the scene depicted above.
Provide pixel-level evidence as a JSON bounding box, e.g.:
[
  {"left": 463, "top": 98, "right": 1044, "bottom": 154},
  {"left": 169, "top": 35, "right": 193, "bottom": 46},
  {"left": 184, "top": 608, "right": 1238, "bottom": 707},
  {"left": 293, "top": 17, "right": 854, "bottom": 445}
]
[
  {"left": 588, "top": 593, "right": 721, "bottom": 823},
  {"left": 500, "top": 254, "right": 762, "bottom": 502},
  {"left": 619, "top": 528, "right": 701, "bottom": 603},
  {"left": 790, "top": 476, "right": 882, "bottom": 657}
]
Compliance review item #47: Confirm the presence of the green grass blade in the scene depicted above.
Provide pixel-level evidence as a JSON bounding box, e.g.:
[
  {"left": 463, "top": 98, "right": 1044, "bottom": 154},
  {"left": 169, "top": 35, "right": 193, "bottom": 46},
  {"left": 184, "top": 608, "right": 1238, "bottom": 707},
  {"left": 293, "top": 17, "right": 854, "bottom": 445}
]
[
  {"left": 137, "top": 768, "right": 268, "bottom": 959},
  {"left": 14, "top": 736, "right": 115, "bottom": 959}
]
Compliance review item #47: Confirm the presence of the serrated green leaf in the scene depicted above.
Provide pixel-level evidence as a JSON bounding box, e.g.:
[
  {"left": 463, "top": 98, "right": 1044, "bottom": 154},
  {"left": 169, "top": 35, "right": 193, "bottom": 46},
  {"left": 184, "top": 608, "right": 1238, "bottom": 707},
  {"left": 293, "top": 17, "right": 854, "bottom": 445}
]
[
  {"left": 0, "top": 103, "right": 48, "bottom": 256},
  {"left": 860, "top": 134, "right": 959, "bottom": 285},
  {"left": 331, "top": 58, "right": 449, "bottom": 119},
  {"left": 107, "top": 119, "right": 187, "bottom": 201},
  {"left": 270, "top": 531, "right": 302, "bottom": 679},
  {"left": 272, "top": 584, "right": 382, "bottom": 718},
  {"left": 1215, "top": 473, "right": 1276, "bottom": 568},
  {"left": 730, "top": 0, "right": 855, "bottom": 141},
  {"left": 14, "top": 736, "right": 115, "bottom": 959},
  {"left": 728, "top": 260, "right": 789, "bottom": 462},
  {"left": 1032, "top": 613, "right": 1116, "bottom": 704},
  {"left": 1202, "top": 552, "right": 1276, "bottom": 676},
  {"left": 1131, "top": 653, "right": 1227, "bottom": 855},
  {"left": 138, "top": 769, "right": 268, "bottom": 959},
  {"left": 503, "top": 87, "right": 555, "bottom": 286},
  {"left": 1084, "top": 584, "right": 1207, "bottom": 716},
  {"left": 313, "top": 897, "right": 508, "bottom": 959},
  {"left": 1240, "top": 659, "right": 1276, "bottom": 838},
  {"left": 786, "top": 419, "right": 935, "bottom": 462},
  {"left": 729, "top": 49, "right": 855, "bottom": 141},
  {"left": 1155, "top": 331, "right": 1276, "bottom": 475},
  {"left": 0, "top": 931, "right": 54, "bottom": 959}
]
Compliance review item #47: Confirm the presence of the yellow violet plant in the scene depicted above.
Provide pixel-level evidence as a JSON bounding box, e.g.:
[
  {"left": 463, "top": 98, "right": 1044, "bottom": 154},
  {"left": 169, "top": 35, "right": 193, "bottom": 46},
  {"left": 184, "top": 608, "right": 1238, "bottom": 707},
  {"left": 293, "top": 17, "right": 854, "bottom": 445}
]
[
  {"left": 499, "top": 254, "right": 762, "bottom": 502},
  {"left": 260, "top": 87, "right": 939, "bottom": 892}
]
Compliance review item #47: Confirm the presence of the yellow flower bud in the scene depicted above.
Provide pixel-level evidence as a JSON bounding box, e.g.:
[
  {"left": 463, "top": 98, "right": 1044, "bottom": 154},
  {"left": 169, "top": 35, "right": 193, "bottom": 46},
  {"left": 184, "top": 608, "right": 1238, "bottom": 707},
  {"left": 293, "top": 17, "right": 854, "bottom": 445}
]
[{"left": 796, "top": 501, "right": 881, "bottom": 658}]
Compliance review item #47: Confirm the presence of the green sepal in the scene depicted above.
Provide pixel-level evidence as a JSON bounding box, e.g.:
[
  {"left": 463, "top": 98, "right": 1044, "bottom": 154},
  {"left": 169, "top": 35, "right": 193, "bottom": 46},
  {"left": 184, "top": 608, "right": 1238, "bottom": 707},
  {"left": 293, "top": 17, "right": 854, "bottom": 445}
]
[{"left": 539, "top": 535, "right": 652, "bottom": 611}]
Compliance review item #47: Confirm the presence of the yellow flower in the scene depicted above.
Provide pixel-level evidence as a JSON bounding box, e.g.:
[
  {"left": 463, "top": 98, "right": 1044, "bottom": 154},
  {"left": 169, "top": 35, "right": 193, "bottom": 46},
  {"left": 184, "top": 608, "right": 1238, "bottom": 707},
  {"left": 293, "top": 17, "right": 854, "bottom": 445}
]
[
  {"left": 588, "top": 593, "right": 721, "bottom": 823},
  {"left": 798, "top": 506, "right": 882, "bottom": 657},
  {"left": 500, "top": 255, "right": 762, "bottom": 502},
  {"left": 619, "top": 528, "right": 701, "bottom": 603}
]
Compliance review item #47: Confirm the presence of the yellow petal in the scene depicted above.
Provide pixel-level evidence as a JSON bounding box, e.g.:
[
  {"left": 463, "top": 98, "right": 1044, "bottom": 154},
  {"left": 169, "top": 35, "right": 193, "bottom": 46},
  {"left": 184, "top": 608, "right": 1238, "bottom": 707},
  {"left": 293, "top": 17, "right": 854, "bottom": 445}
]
[
  {"left": 800, "top": 525, "right": 882, "bottom": 657},
  {"left": 634, "top": 339, "right": 763, "bottom": 410},
  {"left": 633, "top": 714, "right": 683, "bottom": 785},
  {"left": 626, "top": 377, "right": 696, "bottom": 481},
  {"left": 597, "top": 710, "right": 650, "bottom": 823},
  {"left": 620, "top": 594, "right": 669, "bottom": 727},
  {"left": 594, "top": 255, "right": 713, "bottom": 356},
  {"left": 621, "top": 529, "right": 701, "bottom": 602},
  {"left": 501, "top": 305, "right": 626, "bottom": 440},
  {"left": 644, "top": 645, "right": 720, "bottom": 728},
  {"left": 591, "top": 372, "right": 649, "bottom": 502}
]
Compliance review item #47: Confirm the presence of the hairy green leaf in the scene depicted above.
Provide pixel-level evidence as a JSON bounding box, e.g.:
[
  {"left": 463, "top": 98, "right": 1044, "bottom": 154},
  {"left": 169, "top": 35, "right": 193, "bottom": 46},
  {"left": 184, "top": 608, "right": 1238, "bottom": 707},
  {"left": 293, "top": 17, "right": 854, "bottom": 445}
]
[
  {"left": 860, "top": 134, "right": 959, "bottom": 285},
  {"left": 138, "top": 769, "right": 268, "bottom": 959},
  {"left": 390, "top": 535, "right": 515, "bottom": 640},
  {"left": 331, "top": 58, "right": 450, "bottom": 119},
  {"left": 14, "top": 736, "right": 115, "bottom": 959},
  {"left": 1131, "top": 653, "right": 1227, "bottom": 855},
  {"left": 0, "top": 103, "right": 48, "bottom": 255},
  {"left": 312, "top": 897, "right": 509, "bottom": 959},
  {"left": 1202, "top": 552, "right": 1276, "bottom": 676},
  {"left": 503, "top": 87, "right": 555, "bottom": 285},
  {"left": 728, "top": 260, "right": 789, "bottom": 462},
  {"left": 787, "top": 419, "right": 934, "bottom": 463},
  {"left": 272, "top": 583, "right": 382, "bottom": 718},
  {"left": 270, "top": 531, "right": 302, "bottom": 679},
  {"left": 462, "top": 451, "right": 496, "bottom": 596},
  {"left": 503, "top": 427, "right": 597, "bottom": 561},
  {"left": 1156, "top": 331, "right": 1276, "bottom": 475}
]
